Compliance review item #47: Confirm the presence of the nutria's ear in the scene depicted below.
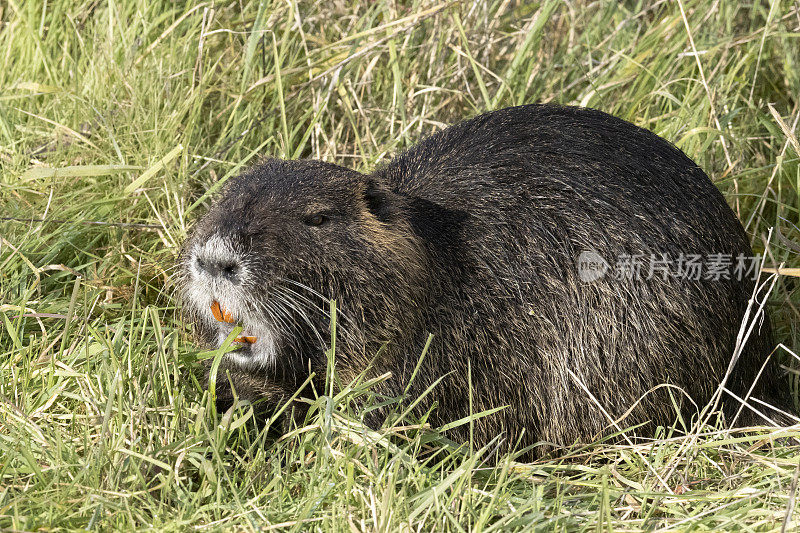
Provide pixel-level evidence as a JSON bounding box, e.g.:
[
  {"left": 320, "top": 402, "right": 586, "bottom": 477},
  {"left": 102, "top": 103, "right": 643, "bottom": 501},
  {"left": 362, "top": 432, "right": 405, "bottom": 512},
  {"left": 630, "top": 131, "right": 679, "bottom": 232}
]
[{"left": 363, "top": 178, "right": 402, "bottom": 223}]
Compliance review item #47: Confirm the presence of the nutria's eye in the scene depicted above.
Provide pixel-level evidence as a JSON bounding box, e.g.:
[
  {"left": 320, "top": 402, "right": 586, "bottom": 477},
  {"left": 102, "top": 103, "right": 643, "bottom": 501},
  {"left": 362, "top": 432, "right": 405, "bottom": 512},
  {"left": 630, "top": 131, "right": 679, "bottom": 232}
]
[{"left": 304, "top": 214, "right": 327, "bottom": 227}]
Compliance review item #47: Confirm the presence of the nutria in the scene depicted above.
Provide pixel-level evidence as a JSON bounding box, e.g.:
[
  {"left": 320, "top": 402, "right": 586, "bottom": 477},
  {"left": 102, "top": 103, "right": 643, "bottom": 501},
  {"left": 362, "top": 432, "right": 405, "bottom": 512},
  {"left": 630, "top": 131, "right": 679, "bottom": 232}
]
[{"left": 179, "top": 104, "right": 794, "bottom": 457}]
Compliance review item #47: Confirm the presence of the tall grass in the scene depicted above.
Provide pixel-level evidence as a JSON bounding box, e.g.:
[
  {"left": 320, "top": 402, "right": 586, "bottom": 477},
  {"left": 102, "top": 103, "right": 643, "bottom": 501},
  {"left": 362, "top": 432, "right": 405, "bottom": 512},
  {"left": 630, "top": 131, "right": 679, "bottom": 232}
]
[{"left": 1, "top": 0, "right": 800, "bottom": 530}]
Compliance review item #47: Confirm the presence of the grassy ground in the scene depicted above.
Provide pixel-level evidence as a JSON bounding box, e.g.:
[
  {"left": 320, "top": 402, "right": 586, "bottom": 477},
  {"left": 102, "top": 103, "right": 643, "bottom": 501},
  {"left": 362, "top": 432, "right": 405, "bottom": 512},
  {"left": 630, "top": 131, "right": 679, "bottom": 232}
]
[{"left": 2, "top": 0, "right": 800, "bottom": 530}]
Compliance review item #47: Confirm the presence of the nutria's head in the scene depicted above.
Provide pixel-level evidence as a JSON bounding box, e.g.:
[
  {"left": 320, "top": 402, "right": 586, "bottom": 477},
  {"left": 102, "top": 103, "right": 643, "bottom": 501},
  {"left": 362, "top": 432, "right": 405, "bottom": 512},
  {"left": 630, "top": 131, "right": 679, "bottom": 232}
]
[{"left": 178, "top": 159, "right": 427, "bottom": 373}]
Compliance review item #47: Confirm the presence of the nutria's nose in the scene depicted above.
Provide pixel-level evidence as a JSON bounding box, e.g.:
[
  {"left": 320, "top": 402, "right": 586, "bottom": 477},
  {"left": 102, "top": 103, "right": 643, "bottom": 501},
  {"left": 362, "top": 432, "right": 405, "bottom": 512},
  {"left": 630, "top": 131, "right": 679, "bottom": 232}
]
[
  {"left": 192, "top": 234, "right": 243, "bottom": 283},
  {"left": 195, "top": 255, "right": 241, "bottom": 282}
]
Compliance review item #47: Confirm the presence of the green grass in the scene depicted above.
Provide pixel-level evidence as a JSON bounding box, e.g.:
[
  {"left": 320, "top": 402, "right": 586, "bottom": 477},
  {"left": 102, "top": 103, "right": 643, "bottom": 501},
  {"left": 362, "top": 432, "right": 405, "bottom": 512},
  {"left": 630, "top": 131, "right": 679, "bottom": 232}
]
[{"left": 2, "top": 0, "right": 800, "bottom": 530}]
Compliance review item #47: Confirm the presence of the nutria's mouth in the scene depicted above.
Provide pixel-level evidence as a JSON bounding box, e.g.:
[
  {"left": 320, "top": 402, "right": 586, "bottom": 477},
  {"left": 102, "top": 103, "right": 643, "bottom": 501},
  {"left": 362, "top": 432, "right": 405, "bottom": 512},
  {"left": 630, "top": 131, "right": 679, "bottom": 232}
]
[{"left": 211, "top": 300, "right": 257, "bottom": 344}]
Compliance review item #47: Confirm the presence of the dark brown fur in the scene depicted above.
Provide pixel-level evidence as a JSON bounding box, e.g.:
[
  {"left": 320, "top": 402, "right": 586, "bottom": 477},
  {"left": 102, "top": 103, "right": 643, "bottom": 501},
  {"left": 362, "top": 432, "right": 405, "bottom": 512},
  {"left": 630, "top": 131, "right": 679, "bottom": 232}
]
[{"left": 179, "top": 104, "right": 794, "bottom": 458}]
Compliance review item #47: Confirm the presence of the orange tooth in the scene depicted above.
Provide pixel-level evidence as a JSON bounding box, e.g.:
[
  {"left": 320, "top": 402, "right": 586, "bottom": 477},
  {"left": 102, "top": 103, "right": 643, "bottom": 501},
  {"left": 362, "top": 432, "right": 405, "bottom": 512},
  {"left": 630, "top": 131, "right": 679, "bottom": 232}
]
[
  {"left": 210, "top": 301, "right": 235, "bottom": 323},
  {"left": 234, "top": 336, "right": 257, "bottom": 344}
]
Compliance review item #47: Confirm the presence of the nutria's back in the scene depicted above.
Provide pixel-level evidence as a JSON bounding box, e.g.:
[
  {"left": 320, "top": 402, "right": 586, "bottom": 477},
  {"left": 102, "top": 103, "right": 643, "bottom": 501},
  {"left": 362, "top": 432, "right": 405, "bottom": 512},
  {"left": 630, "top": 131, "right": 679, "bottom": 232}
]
[
  {"left": 180, "top": 104, "right": 793, "bottom": 459},
  {"left": 383, "top": 105, "right": 735, "bottom": 235}
]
